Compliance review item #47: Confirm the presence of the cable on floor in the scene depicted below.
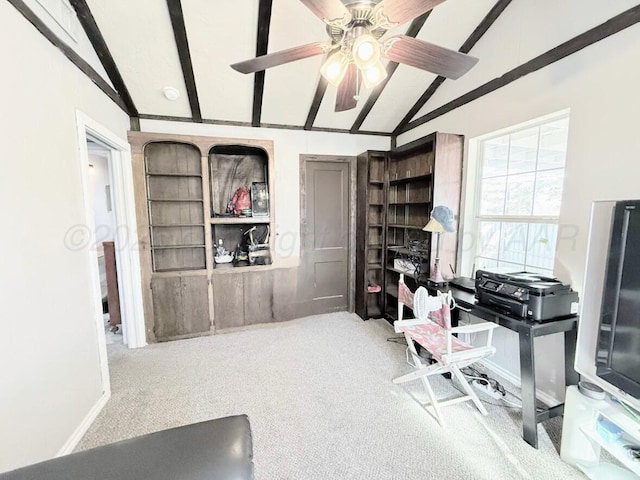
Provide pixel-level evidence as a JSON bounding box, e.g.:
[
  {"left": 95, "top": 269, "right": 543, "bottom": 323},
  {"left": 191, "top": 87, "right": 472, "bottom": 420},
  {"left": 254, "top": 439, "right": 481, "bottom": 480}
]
[{"left": 390, "top": 334, "right": 535, "bottom": 411}]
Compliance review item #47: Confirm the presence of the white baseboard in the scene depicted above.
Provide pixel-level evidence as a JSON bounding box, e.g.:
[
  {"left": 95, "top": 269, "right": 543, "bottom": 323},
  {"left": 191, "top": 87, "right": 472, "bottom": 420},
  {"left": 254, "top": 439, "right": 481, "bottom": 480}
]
[
  {"left": 56, "top": 390, "right": 110, "bottom": 457},
  {"left": 479, "top": 359, "right": 559, "bottom": 407}
]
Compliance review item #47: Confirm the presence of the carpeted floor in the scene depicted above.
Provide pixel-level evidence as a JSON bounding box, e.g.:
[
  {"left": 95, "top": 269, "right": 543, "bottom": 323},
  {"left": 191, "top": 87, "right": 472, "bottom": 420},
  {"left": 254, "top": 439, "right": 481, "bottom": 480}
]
[{"left": 77, "top": 312, "right": 585, "bottom": 480}]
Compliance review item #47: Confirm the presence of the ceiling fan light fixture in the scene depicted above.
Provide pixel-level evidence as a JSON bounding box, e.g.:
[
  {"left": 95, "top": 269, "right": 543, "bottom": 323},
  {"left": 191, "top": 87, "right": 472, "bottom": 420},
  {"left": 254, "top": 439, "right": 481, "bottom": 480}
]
[
  {"left": 320, "top": 50, "right": 349, "bottom": 87},
  {"left": 352, "top": 34, "right": 380, "bottom": 69},
  {"left": 362, "top": 60, "right": 387, "bottom": 88},
  {"left": 230, "top": 0, "right": 480, "bottom": 113}
]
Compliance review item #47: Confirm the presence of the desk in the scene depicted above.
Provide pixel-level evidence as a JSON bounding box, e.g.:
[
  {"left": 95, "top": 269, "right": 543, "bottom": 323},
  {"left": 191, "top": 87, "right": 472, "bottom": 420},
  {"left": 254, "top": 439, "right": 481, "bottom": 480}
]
[{"left": 430, "top": 285, "right": 579, "bottom": 448}]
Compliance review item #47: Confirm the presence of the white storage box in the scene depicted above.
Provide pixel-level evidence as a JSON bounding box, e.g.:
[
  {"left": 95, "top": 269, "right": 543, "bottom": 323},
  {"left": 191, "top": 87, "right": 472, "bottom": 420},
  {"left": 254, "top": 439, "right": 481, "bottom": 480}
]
[{"left": 394, "top": 258, "right": 416, "bottom": 274}]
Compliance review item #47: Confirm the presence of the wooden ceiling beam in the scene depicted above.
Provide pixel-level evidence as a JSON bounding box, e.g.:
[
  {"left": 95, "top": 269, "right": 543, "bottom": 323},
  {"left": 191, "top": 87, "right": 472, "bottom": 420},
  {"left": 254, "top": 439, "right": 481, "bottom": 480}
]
[
  {"left": 304, "top": 76, "right": 328, "bottom": 130},
  {"left": 399, "top": 5, "right": 640, "bottom": 135},
  {"left": 68, "top": 0, "right": 138, "bottom": 117},
  {"left": 393, "top": 0, "right": 513, "bottom": 135},
  {"left": 7, "top": 0, "right": 127, "bottom": 113},
  {"left": 349, "top": 12, "right": 430, "bottom": 134},
  {"left": 166, "top": 0, "right": 202, "bottom": 122},
  {"left": 252, "top": 0, "right": 274, "bottom": 127},
  {"left": 137, "top": 113, "right": 392, "bottom": 136}
]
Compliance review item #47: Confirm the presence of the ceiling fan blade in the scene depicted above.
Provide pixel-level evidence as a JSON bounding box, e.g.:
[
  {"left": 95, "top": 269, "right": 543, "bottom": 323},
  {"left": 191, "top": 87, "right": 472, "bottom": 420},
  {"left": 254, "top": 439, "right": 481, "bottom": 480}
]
[
  {"left": 300, "top": 0, "right": 352, "bottom": 27},
  {"left": 231, "top": 43, "right": 328, "bottom": 74},
  {"left": 383, "top": 35, "right": 478, "bottom": 79},
  {"left": 335, "top": 64, "right": 358, "bottom": 112},
  {"left": 373, "top": 0, "right": 446, "bottom": 27}
]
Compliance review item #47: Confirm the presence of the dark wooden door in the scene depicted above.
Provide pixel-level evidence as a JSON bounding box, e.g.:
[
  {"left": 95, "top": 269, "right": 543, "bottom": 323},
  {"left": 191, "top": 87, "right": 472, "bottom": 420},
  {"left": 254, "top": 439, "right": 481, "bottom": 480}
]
[{"left": 301, "top": 158, "right": 350, "bottom": 314}]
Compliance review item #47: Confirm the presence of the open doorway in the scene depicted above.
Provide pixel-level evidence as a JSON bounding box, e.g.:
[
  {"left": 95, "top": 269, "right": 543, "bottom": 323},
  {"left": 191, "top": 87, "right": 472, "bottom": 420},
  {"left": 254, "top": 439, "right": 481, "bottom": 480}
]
[
  {"left": 75, "top": 111, "right": 146, "bottom": 398},
  {"left": 86, "top": 140, "right": 122, "bottom": 345}
]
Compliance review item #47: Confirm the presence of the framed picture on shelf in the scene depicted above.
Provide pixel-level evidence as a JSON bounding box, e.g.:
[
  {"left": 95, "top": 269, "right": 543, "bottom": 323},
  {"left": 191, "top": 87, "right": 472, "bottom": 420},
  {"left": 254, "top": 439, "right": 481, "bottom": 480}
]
[{"left": 251, "top": 182, "right": 269, "bottom": 217}]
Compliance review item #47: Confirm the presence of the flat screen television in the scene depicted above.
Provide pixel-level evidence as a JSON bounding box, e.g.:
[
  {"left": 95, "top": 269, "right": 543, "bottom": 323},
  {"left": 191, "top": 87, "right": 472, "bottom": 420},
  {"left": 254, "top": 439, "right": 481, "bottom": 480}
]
[{"left": 595, "top": 200, "right": 640, "bottom": 398}]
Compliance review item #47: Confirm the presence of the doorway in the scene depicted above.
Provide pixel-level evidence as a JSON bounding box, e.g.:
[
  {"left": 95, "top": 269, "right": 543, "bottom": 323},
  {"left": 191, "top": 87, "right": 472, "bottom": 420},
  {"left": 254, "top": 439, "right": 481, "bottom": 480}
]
[
  {"left": 86, "top": 140, "right": 123, "bottom": 345},
  {"left": 75, "top": 111, "right": 146, "bottom": 395},
  {"left": 299, "top": 155, "right": 356, "bottom": 316}
]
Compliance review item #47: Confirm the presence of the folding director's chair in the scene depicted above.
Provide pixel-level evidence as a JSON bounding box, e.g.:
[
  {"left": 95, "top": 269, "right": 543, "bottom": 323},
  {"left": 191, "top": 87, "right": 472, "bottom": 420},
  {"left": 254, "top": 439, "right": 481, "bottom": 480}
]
[{"left": 393, "top": 273, "right": 499, "bottom": 426}]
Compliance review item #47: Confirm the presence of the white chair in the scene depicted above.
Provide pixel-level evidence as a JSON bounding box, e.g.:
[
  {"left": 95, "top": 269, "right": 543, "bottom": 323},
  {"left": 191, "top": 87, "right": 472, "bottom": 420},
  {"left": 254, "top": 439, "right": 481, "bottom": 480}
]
[{"left": 393, "top": 273, "right": 499, "bottom": 426}]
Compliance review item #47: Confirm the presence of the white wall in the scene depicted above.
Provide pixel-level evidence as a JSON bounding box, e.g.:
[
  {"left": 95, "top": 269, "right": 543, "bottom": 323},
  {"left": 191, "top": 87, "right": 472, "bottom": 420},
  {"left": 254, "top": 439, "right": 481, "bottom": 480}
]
[
  {"left": 0, "top": 2, "right": 129, "bottom": 473},
  {"left": 398, "top": 2, "right": 640, "bottom": 401},
  {"left": 88, "top": 153, "right": 116, "bottom": 250},
  {"left": 139, "top": 120, "right": 390, "bottom": 260},
  {"left": 21, "top": 0, "right": 113, "bottom": 89}
]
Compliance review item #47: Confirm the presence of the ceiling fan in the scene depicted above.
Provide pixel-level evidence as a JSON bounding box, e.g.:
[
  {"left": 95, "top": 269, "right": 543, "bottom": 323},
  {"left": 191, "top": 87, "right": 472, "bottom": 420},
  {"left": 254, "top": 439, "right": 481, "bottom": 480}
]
[{"left": 231, "top": 0, "right": 479, "bottom": 112}]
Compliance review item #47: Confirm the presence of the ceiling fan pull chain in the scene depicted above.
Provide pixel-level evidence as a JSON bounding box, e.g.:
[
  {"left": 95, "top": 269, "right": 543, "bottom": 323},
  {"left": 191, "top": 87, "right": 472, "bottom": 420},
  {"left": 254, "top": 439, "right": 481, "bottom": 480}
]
[{"left": 354, "top": 66, "right": 361, "bottom": 101}]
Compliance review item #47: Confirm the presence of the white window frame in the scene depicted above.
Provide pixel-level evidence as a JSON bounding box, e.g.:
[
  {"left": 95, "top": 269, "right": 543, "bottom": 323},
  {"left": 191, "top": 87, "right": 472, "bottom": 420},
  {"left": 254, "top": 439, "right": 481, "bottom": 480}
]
[
  {"left": 460, "top": 110, "right": 570, "bottom": 277},
  {"left": 36, "top": 0, "right": 78, "bottom": 42}
]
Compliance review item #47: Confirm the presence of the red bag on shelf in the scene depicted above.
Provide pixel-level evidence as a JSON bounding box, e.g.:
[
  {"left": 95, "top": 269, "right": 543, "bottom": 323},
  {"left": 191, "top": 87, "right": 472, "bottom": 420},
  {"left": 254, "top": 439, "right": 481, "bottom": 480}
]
[{"left": 227, "top": 186, "right": 251, "bottom": 215}]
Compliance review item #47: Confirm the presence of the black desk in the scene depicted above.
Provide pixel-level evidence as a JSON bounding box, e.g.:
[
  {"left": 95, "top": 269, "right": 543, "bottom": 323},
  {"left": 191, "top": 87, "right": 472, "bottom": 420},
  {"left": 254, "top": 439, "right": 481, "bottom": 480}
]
[{"left": 430, "top": 285, "right": 579, "bottom": 448}]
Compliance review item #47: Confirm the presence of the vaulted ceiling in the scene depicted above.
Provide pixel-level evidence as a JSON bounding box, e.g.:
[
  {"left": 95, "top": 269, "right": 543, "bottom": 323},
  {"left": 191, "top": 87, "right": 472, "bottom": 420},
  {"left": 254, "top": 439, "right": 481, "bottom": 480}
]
[
  {"left": 77, "top": 0, "right": 507, "bottom": 135},
  {"left": 10, "top": 0, "right": 640, "bottom": 137}
]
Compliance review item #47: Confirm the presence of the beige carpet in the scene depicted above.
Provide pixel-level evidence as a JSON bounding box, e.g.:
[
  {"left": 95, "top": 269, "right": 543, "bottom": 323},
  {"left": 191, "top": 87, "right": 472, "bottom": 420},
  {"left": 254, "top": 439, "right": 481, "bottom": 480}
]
[{"left": 77, "top": 312, "right": 585, "bottom": 480}]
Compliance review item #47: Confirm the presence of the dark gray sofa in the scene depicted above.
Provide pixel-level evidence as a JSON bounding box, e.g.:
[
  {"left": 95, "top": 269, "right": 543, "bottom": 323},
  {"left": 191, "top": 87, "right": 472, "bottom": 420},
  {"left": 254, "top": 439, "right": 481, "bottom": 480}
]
[{"left": 0, "top": 415, "right": 253, "bottom": 480}]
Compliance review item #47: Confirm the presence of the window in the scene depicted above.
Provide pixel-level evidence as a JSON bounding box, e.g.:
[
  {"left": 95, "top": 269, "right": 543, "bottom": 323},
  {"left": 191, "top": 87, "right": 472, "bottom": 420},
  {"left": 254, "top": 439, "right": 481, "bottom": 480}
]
[{"left": 472, "top": 115, "right": 569, "bottom": 276}]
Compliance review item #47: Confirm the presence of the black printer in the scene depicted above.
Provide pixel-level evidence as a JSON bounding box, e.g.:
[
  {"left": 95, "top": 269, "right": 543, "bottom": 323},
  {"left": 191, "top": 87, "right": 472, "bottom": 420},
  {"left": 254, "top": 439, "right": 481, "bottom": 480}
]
[{"left": 475, "top": 270, "right": 579, "bottom": 321}]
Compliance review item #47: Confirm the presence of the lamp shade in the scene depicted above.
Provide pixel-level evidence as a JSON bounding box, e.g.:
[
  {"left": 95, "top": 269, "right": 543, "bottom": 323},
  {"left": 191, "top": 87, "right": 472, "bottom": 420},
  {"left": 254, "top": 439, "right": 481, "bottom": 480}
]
[
  {"left": 352, "top": 34, "right": 381, "bottom": 70},
  {"left": 423, "top": 217, "right": 445, "bottom": 233},
  {"left": 320, "top": 50, "right": 349, "bottom": 87},
  {"left": 424, "top": 205, "right": 456, "bottom": 233},
  {"left": 362, "top": 60, "right": 387, "bottom": 88}
]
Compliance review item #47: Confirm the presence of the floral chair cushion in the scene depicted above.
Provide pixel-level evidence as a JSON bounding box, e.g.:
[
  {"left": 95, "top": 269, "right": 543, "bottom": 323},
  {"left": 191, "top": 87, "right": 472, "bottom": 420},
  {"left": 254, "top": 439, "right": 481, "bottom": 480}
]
[
  {"left": 397, "top": 321, "right": 473, "bottom": 364},
  {"left": 399, "top": 281, "right": 414, "bottom": 308}
]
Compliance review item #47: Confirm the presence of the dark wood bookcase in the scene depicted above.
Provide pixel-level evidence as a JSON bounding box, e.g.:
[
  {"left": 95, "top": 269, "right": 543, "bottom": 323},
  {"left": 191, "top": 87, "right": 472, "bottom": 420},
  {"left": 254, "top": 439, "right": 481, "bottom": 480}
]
[
  {"left": 355, "top": 133, "right": 463, "bottom": 322},
  {"left": 145, "top": 142, "right": 206, "bottom": 272},
  {"left": 355, "top": 151, "right": 387, "bottom": 320},
  {"left": 130, "top": 132, "right": 277, "bottom": 342},
  {"left": 383, "top": 132, "right": 463, "bottom": 321}
]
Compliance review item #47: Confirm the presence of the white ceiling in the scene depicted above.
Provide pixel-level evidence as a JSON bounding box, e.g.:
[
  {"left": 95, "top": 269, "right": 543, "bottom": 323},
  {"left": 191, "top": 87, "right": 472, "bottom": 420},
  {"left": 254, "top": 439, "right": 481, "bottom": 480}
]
[
  {"left": 360, "top": 0, "right": 496, "bottom": 132},
  {"left": 415, "top": 0, "right": 640, "bottom": 120},
  {"left": 78, "top": 0, "right": 507, "bottom": 133},
  {"left": 19, "top": 0, "right": 635, "bottom": 135},
  {"left": 183, "top": 0, "right": 258, "bottom": 122},
  {"left": 87, "top": 0, "right": 192, "bottom": 117}
]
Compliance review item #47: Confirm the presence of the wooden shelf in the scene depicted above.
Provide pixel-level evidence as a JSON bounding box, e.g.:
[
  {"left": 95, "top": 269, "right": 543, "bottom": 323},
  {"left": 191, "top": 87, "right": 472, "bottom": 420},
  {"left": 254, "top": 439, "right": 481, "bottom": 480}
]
[
  {"left": 210, "top": 217, "right": 270, "bottom": 225},
  {"left": 151, "top": 245, "right": 206, "bottom": 250},
  {"left": 146, "top": 172, "right": 202, "bottom": 178},
  {"left": 387, "top": 246, "right": 430, "bottom": 258},
  {"left": 388, "top": 224, "right": 425, "bottom": 230},
  {"left": 386, "top": 266, "right": 417, "bottom": 279},
  {"left": 154, "top": 266, "right": 205, "bottom": 273},
  {"left": 211, "top": 263, "right": 279, "bottom": 274},
  {"left": 148, "top": 198, "right": 203, "bottom": 203},
  {"left": 389, "top": 173, "right": 432, "bottom": 185},
  {"left": 357, "top": 151, "right": 388, "bottom": 321},
  {"left": 385, "top": 310, "right": 398, "bottom": 321},
  {"left": 151, "top": 223, "right": 205, "bottom": 227},
  {"left": 135, "top": 134, "right": 280, "bottom": 341},
  {"left": 379, "top": 133, "right": 463, "bottom": 326}
]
